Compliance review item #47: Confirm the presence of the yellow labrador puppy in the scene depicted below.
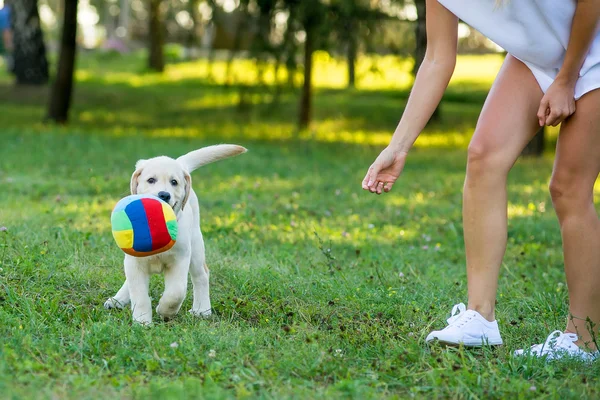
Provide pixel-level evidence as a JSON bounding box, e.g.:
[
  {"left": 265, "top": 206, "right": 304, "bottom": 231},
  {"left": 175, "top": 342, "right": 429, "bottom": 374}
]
[{"left": 104, "top": 145, "right": 247, "bottom": 324}]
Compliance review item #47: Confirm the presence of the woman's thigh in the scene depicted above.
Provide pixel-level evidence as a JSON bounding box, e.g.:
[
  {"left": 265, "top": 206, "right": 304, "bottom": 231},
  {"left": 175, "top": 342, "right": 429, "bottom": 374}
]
[
  {"left": 552, "top": 89, "right": 600, "bottom": 199},
  {"left": 468, "top": 55, "right": 544, "bottom": 168}
]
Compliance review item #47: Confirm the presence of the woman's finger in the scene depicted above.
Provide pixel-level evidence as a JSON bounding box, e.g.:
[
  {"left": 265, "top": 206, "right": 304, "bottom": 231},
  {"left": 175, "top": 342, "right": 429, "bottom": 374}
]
[
  {"left": 537, "top": 98, "right": 549, "bottom": 126},
  {"left": 376, "top": 181, "right": 384, "bottom": 195},
  {"left": 369, "top": 164, "right": 383, "bottom": 190},
  {"left": 551, "top": 113, "right": 566, "bottom": 127},
  {"left": 545, "top": 109, "right": 561, "bottom": 127},
  {"left": 549, "top": 107, "right": 571, "bottom": 127},
  {"left": 384, "top": 182, "right": 394, "bottom": 192},
  {"left": 362, "top": 171, "right": 371, "bottom": 190},
  {"left": 363, "top": 164, "right": 378, "bottom": 190}
]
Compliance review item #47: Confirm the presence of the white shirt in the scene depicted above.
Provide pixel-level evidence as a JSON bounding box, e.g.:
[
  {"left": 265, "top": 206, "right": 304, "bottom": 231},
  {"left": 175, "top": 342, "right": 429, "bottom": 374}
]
[{"left": 438, "top": 0, "right": 600, "bottom": 99}]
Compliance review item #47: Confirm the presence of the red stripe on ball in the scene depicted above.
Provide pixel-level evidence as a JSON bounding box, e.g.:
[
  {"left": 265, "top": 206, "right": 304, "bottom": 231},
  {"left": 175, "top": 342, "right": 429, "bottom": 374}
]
[{"left": 141, "top": 198, "right": 172, "bottom": 251}]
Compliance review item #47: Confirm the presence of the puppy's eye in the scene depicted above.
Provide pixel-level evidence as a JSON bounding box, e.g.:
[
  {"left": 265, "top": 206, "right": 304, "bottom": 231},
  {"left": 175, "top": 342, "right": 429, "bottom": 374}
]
[
  {"left": 170, "top": 179, "right": 178, "bottom": 186},
  {"left": 147, "top": 178, "right": 156, "bottom": 184}
]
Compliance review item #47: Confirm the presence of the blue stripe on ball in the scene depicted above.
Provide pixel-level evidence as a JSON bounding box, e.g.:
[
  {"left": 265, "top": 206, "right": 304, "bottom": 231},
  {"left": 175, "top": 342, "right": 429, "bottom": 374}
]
[
  {"left": 125, "top": 199, "right": 153, "bottom": 252},
  {"left": 114, "top": 194, "right": 145, "bottom": 212}
]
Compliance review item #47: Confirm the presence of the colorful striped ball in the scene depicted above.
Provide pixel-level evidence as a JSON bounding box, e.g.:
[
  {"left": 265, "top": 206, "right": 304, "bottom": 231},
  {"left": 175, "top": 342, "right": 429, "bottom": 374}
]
[{"left": 111, "top": 195, "right": 178, "bottom": 257}]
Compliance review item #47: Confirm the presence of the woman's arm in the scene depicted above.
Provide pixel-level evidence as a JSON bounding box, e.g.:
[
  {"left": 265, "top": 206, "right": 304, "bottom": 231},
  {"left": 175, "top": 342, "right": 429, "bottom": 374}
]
[
  {"left": 538, "top": 0, "right": 600, "bottom": 126},
  {"left": 388, "top": 0, "right": 458, "bottom": 153},
  {"left": 363, "top": 0, "right": 458, "bottom": 193}
]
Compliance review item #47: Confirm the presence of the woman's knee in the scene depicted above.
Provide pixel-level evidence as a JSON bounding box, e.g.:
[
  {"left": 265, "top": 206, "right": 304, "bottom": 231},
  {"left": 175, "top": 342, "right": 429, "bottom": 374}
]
[
  {"left": 549, "top": 172, "right": 567, "bottom": 204},
  {"left": 549, "top": 169, "right": 594, "bottom": 214},
  {"left": 466, "top": 137, "right": 511, "bottom": 179}
]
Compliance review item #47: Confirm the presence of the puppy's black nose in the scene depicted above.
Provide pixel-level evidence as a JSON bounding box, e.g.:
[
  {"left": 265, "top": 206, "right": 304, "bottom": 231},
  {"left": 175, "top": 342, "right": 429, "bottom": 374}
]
[{"left": 158, "top": 191, "right": 171, "bottom": 203}]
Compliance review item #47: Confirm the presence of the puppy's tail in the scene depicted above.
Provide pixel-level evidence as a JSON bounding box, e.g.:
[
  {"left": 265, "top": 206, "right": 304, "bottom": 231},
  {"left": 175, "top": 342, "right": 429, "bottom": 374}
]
[{"left": 177, "top": 144, "right": 247, "bottom": 173}]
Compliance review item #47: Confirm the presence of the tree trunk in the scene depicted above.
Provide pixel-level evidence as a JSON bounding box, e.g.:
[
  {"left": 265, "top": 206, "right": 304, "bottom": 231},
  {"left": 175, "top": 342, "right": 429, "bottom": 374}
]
[
  {"left": 205, "top": 23, "right": 216, "bottom": 81},
  {"left": 521, "top": 127, "right": 545, "bottom": 157},
  {"left": 119, "top": 0, "right": 130, "bottom": 41},
  {"left": 412, "top": 0, "right": 427, "bottom": 76},
  {"left": 10, "top": 0, "right": 49, "bottom": 85},
  {"left": 273, "top": 7, "right": 295, "bottom": 105},
  {"left": 299, "top": 25, "right": 314, "bottom": 129},
  {"left": 204, "top": 1, "right": 218, "bottom": 80},
  {"left": 346, "top": 20, "right": 357, "bottom": 88},
  {"left": 148, "top": 0, "right": 164, "bottom": 72},
  {"left": 185, "top": 0, "right": 198, "bottom": 55},
  {"left": 286, "top": 53, "right": 297, "bottom": 89},
  {"left": 47, "top": 0, "right": 78, "bottom": 124},
  {"left": 105, "top": 1, "right": 117, "bottom": 40},
  {"left": 226, "top": 6, "right": 247, "bottom": 86},
  {"left": 283, "top": 6, "right": 297, "bottom": 89},
  {"left": 254, "top": 7, "right": 272, "bottom": 87}
]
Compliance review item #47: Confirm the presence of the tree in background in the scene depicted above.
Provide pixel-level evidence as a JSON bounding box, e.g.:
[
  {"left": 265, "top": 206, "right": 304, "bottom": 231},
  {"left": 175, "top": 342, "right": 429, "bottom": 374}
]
[
  {"left": 293, "top": 0, "right": 326, "bottom": 129},
  {"left": 252, "top": 0, "right": 277, "bottom": 85},
  {"left": 148, "top": 0, "right": 164, "bottom": 71},
  {"left": 412, "top": 0, "right": 426, "bottom": 75},
  {"left": 184, "top": 0, "right": 198, "bottom": 57},
  {"left": 329, "top": 0, "right": 393, "bottom": 89},
  {"left": 10, "top": 0, "right": 49, "bottom": 85},
  {"left": 329, "top": 0, "right": 362, "bottom": 88},
  {"left": 291, "top": 0, "right": 402, "bottom": 125},
  {"left": 119, "top": 0, "right": 130, "bottom": 42},
  {"left": 225, "top": 0, "right": 250, "bottom": 86},
  {"left": 47, "top": 0, "right": 79, "bottom": 123}
]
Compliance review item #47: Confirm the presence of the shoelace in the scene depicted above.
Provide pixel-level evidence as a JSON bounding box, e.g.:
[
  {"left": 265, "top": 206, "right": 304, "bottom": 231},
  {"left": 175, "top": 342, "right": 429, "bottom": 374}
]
[
  {"left": 529, "top": 330, "right": 578, "bottom": 354},
  {"left": 445, "top": 303, "right": 474, "bottom": 328}
]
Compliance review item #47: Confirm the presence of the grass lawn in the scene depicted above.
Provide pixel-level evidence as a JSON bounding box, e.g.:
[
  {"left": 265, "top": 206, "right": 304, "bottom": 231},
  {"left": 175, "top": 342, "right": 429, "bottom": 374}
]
[{"left": 0, "top": 53, "right": 599, "bottom": 399}]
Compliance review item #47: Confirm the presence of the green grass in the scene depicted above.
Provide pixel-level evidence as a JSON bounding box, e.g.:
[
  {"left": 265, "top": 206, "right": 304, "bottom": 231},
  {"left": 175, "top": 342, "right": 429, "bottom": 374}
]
[{"left": 0, "top": 52, "right": 599, "bottom": 399}]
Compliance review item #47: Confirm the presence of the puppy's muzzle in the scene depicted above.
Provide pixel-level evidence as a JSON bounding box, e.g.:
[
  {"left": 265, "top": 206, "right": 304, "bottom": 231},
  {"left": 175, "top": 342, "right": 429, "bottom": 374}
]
[{"left": 158, "top": 191, "right": 172, "bottom": 203}]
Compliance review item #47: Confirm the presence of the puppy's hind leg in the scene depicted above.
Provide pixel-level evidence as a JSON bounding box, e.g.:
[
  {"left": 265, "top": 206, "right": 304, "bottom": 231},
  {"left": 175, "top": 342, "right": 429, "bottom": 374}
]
[
  {"left": 189, "top": 232, "right": 212, "bottom": 318},
  {"left": 104, "top": 279, "right": 131, "bottom": 310},
  {"left": 156, "top": 257, "right": 190, "bottom": 320}
]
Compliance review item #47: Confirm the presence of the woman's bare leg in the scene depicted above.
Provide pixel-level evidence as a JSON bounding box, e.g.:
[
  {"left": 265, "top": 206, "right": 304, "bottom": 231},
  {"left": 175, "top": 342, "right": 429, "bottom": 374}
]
[
  {"left": 550, "top": 89, "right": 600, "bottom": 350},
  {"left": 463, "top": 55, "right": 543, "bottom": 321}
]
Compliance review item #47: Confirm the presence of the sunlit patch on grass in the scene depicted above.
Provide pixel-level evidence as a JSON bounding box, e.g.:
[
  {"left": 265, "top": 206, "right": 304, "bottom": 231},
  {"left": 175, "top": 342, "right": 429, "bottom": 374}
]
[
  {"left": 451, "top": 55, "right": 503, "bottom": 85},
  {"left": 78, "top": 110, "right": 150, "bottom": 125},
  {"left": 183, "top": 93, "right": 242, "bottom": 109},
  {"left": 1, "top": 54, "right": 502, "bottom": 150},
  {"left": 509, "top": 182, "right": 548, "bottom": 196},
  {"left": 304, "top": 126, "right": 393, "bottom": 146},
  {"left": 58, "top": 199, "right": 116, "bottom": 233},
  {"left": 71, "top": 52, "right": 503, "bottom": 92},
  {"left": 414, "top": 131, "right": 470, "bottom": 148},
  {"left": 507, "top": 202, "right": 548, "bottom": 218},
  {"left": 135, "top": 121, "right": 472, "bottom": 149}
]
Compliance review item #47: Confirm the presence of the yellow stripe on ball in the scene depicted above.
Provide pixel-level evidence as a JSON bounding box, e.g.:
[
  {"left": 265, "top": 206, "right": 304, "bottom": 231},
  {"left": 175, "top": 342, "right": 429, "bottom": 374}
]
[
  {"left": 113, "top": 229, "right": 134, "bottom": 249},
  {"left": 162, "top": 203, "right": 177, "bottom": 222}
]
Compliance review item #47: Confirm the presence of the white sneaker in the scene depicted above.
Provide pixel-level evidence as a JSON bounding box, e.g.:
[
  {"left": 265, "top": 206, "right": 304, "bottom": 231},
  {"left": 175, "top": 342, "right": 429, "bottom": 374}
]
[
  {"left": 514, "top": 330, "right": 599, "bottom": 362},
  {"left": 426, "top": 303, "right": 503, "bottom": 346}
]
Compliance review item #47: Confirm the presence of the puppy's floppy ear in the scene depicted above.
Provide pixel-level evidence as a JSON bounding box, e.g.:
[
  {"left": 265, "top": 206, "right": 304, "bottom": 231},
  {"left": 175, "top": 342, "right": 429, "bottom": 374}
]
[
  {"left": 130, "top": 159, "right": 147, "bottom": 195},
  {"left": 135, "top": 159, "right": 148, "bottom": 170},
  {"left": 181, "top": 170, "right": 191, "bottom": 210}
]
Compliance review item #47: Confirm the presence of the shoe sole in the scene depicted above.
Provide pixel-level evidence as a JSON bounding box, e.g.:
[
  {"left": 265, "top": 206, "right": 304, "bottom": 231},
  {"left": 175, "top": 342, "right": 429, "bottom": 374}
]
[{"left": 427, "top": 338, "right": 503, "bottom": 347}]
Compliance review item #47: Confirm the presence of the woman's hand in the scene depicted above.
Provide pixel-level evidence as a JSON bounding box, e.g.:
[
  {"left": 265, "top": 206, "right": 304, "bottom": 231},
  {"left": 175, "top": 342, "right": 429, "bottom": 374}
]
[
  {"left": 362, "top": 148, "right": 408, "bottom": 194},
  {"left": 537, "top": 79, "right": 576, "bottom": 127}
]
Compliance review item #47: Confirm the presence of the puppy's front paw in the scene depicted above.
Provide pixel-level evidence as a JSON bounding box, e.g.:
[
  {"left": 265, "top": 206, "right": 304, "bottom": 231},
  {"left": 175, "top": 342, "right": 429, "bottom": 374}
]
[
  {"left": 156, "top": 305, "right": 180, "bottom": 321},
  {"left": 156, "top": 296, "right": 185, "bottom": 320},
  {"left": 104, "top": 297, "right": 126, "bottom": 310},
  {"left": 133, "top": 314, "right": 153, "bottom": 326},
  {"left": 189, "top": 308, "right": 212, "bottom": 318}
]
